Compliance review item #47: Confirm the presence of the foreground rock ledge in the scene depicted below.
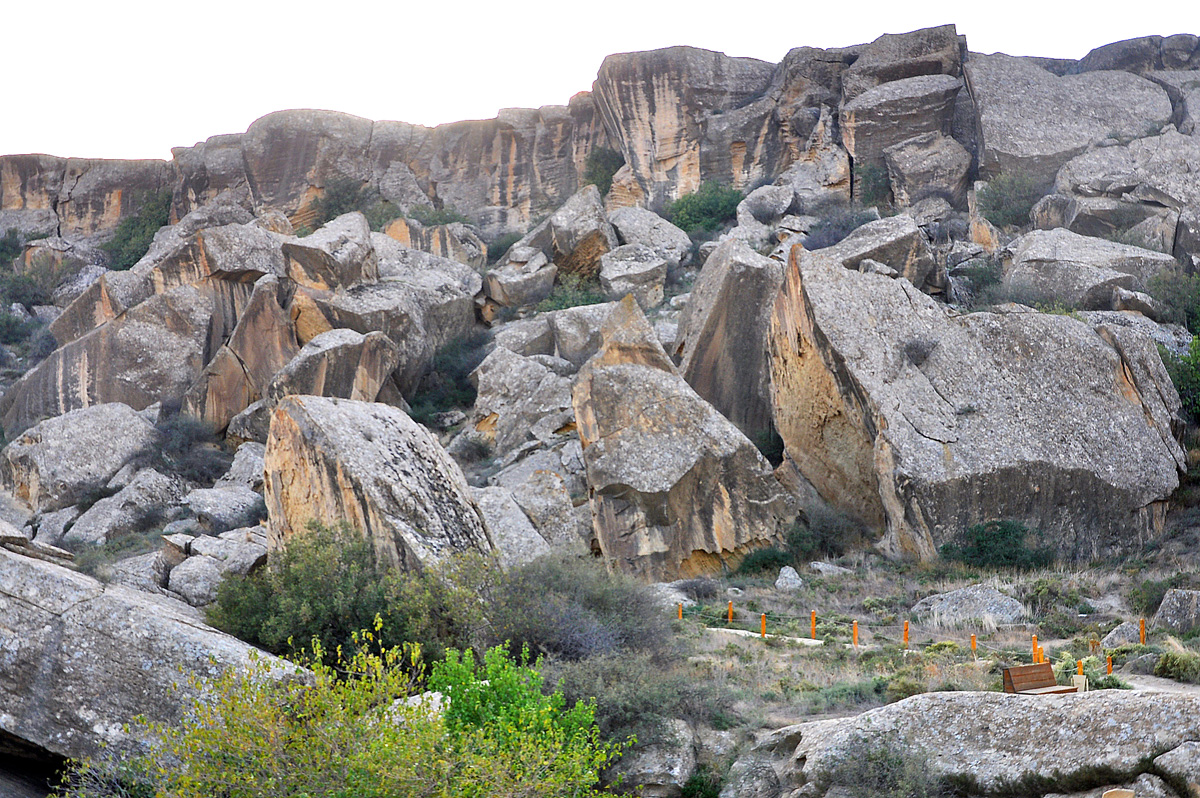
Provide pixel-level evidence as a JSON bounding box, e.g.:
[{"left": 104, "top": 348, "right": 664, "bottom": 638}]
[
  {"left": 262, "top": 395, "right": 493, "bottom": 570},
  {"left": 768, "top": 245, "right": 1185, "bottom": 560}
]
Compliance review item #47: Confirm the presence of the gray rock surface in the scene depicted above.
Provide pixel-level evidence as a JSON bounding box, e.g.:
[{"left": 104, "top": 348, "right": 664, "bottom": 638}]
[
  {"left": 775, "top": 566, "right": 804, "bottom": 592},
  {"left": 840, "top": 75, "right": 962, "bottom": 171},
  {"left": 768, "top": 247, "right": 1185, "bottom": 560},
  {"left": 282, "top": 212, "right": 378, "bottom": 290},
  {"left": 1153, "top": 588, "right": 1200, "bottom": 634},
  {"left": 263, "top": 396, "right": 492, "bottom": 570},
  {"left": 965, "top": 53, "right": 1173, "bottom": 185},
  {"left": 1154, "top": 741, "right": 1200, "bottom": 798},
  {"left": 883, "top": 133, "right": 972, "bottom": 208},
  {"left": 910, "top": 584, "right": 1025, "bottom": 624},
  {"left": 485, "top": 250, "right": 557, "bottom": 308},
  {"left": 472, "top": 486, "right": 551, "bottom": 568},
  {"left": 215, "top": 442, "right": 267, "bottom": 492},
  {"left": 167, "top": 554, "right": 224, "bottom": 606},
  {"left": 599, "top": 244, "right": 668, "bottom": 309},
  {"left": 818, "top": 214, "right": 943, "bottom": 294},
  {"left": 62, "top": 469, "right": 180, "bottom": 546},
  {"left": 546, "top": 301, "right": 620, "bottom": 368},
  {"left": 267, "top": 328, "right": 401, "bottom": 404},
  {"left": 841, "top": 24, "right": 962, "bottom": 101},
  {"left": 608, "top": 206, "right": 692, "bottom": 271},
  {"left": 0, "top": 404, "right": 157, "bottom": 514},
  {"left": 470, "top": 346, "right": 575, "bottom": 457},
  {"left": 184, "top": 485, "right": 267, "bottom": 534},
  {"left": 1101, "top": 621, "right": 1142, "bottom": 649},
  {"left": 605, "top": 718, "right": 696, "bottom": 798}
]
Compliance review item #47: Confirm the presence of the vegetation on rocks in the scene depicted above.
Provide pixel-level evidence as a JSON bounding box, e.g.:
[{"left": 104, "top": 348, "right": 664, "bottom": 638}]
[
  {"left": 804, "top": 205, "right": 880, "bottom": 250},
  {"left": 582, "top": 147, "right": 625, "bottom": 196},
  {"left": 939, "top": 520, "right": 1055, "bottom": 570},
  {"left": 853, "top": 162, "right": 891, "bottom": 208},
  {"left": 407, "top": 331, "right": 493, "bottom": 426},
  {"left": 534, "top": 273, "right": 606, "bottom": 312},
  {"left": 665, "top": 181, "right": 742, "bottom": 233},
  {"left": 311, "top": 176, "right": 402, "bottom": 231},
  {"left": 101, "top": 188, "right": 172, "bottom": 270},
  {"left": 408, "top": 203, "right": 471, "bottom": 227},
  {"left": 975, "top": 173, "right": 1045, "bottom": 229}
]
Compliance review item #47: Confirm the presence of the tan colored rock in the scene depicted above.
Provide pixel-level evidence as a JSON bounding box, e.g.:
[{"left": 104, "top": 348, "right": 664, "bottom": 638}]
[
  {"left": 676, "top": 239, "right": 784, "bottom": 439},
  {"left": 572, "top": 297, "right": 791, "bottom": 580},
  {"left": 282, "top": 212, "right": 378, "bottom": 290},
  {"left": 840, "top": 74, "right": 962, "bottom": 172},
  {"left": 383, "top": 217, "right": 487, "bottom": 269},
  {"left": 768, "top": 246, "right": 1185, "bottom": 560},
  {"left": 263, "top": 396, "right": 492, "bottom": 571},
  {"left": 470, "top": 346, "right": 575, "bottom": 456},
  {"left": 267, "top": 328, "right": 401, "bottom": 404}
]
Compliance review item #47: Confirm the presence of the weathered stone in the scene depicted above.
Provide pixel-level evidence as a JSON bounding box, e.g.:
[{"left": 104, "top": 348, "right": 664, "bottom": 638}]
[
  {"left": 383, "top": 217, "right": 487, "bottom": 269},
  {"left": 472, "top": 486, "right": 551, "bottom": 568},
  {"left": 1075, "top": 35, "right": 1200, "bottom": 75},
  {"left": 910, "top": 584, "right": 1025, "bottom": 624},
  {"left": 0, "top": 404, "right": 157, "bottom": 514},
  {"left": 167, "top": 554, "right": 223, "bottom": 606},
  {"left": 1002, "top": 229, "right": 1177, "bottom": 311},
  {"left": 470, "top": 346, "right": 575, "bottom": 456},
  {"left": 505, "top": 468, "right": 584, "bottom": 552},
  {"left": 509, "top": 185, "right": 618, "bottom": 278},
  {"left": 773, "top": 692, "right": 1200, "bottom": 795},
  {"left": 0, "top": 546, "right": 287, "bottom": 760},
  {"left": 840, "top": 75, "right": 962, "bottom": 171},
  {"left": 184, "top": 486, "right": 267, "bottom": 534},
  {"left": 841, "top": 24, "right": 962, "bottom": 102},
  {"left": 267, "top": 328, "right": 401, "bottom": 404},
  {"left": 718, "top": 756, "right": 781, "bottom": 798},
  {"left": 493, "top": 317, "right": 554, "bottom": 357},
  {"left": 187, "top": 533, "right": 268, "bottom": 576},
  {"left": 675, "top": 239, "right": 784, "bottom": 439},
  {"left": 31, "top": 506, "right": 81, "bottom": 548},
  {"left": 227, "top": 399, "right": 271, "bottom": 445},
  {"left": 775, "top": 566, "right": 803, "bottom": 591},
  {"left": 768, "top": 246, "right": 1184, "bottom": 561},
  {"left": 605, "top": 719, "right": 696, "bottom": 798},
  {"left": 370, "top": 233, "right": 482, "bottom": 349},
  {"left": 1101, "top": 621, "right": 1142, "bottom": 648},
  {"left": 1154, "top": 588, "right": 1200, "bottom": 634},
  {"left": 485, "top": 252, "right": 557, "bottom": 307},
  {"left": 282, "top": 212, "right": 378, "bottom": 290},
  {"left": 818, "top": 214, "right": 943, "bottom": 293},
  {"left": 573, "top": 297, "right": 791, "bottom": 580},
  {"left": 737, "top": 185, "right": 796, "bottom": 228},
  {"left": 884, "top": 133, "right": 972, "bottom": 208},
  {"left": 216, "top": 442, "right": 267, "bottom": 492},
  {"left": 262, "top": 396, "right": 492, "bottom": 571},
  {"left": 546, "top": 301, "right": 620, "bottom": 368},
  {"left": 63, "top": 469, "right": 180, "bottom": 546},
  {"left": 608, "top": 206, "right": 692, "bottom": 271},
  {"left": 1146, "top": 70, "right": 1200, "bottom": 134},
  {"left": 1154, "top": 741, "right": 1200, "bottom": 798},
  {"left": 599, "top": 244, "right": 668, "bottom": 309},
  {"left": 964, "top": 53, "right": 1173, "bottom": 185},
  {"left": 810, "top": 561, "right": 852, "bottom": 576},
  {"left": 772, "top": 107, "right": 853, "bottom": 213}
]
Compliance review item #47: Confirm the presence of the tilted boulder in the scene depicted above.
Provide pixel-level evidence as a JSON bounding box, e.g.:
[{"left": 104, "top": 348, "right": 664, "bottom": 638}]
[
  {"left": 0, "top": 546, "right": 288, "bottom": 760},
  {"left": 470, "top": 346, "right": 575, "bottom": 457},
  {"left": 883, "top": 132, "right": 972, "bottom": 208},
  {"left": 1002, "top": 228, "right": 1177, "bottom": 311},
  {"left": 546, "top": 301, "right": 621, "bottom": 368},
  {"left": 964, "top": 53, "right": 1172, "bottom": 185},
  {"left": 840, "top": 74, "right": 962, "bottom": 172},
  {"left": 383, "top": 217, "right": 487, "bottom": 269},
  {"left": 572, "top": 297, "right": 791, "bottom": 580},
  {"left": 282, "top": 212, "right": 378, "bottom": 290},
  {"left": 472, "top": 486, "right": 551, "bottom": 568},
  {"left": 768, "top": 246, "right": 1184, "bottom": 560},
  {"left": 816, "top": 214, "right": 943, "bottom": 294},
  {"left": 262, "top": 396, "right": 492, "bottom": 571},
  {"left": 502, "top": 184, "right": 618, "bottom": 279},
  {"left": 599, "top": 244, "right": 668, "bottom": 309},
  {"left": 608, "top": 206, "right": 692, "bottom": 271},
  {"left": 1153, "top": 588, "right": 1200, "bottom": 634},
  {"left": 0, "top": 403, "right": 157, "bottom": 514},
  {"left": 675, "top": 239, "right": 784, "bottom": 440},
  {"left": 841, "top": 24, "right": 963, "bottom": 102},
  {"left": 267, "top": 328, "right": 401, "bottom": 404},
  {"left": 910, "top": 584, "right": 1025, "bottom": 624},
  {"left": 1074, "top": 34, "right": 1200, "bottom": 75},
  {"left": 485, "top": 247, "right": 558, "bottom": 308},
  {"left": 62, "top": 469, "right": 181, "bottom": 546}
]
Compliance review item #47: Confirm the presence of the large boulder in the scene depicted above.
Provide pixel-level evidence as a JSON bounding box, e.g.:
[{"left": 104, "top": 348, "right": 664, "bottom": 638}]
[
  {"left": 883, "top": 132, "right": 972, "bottom": 208},
  {"left": 817, "top": 214, "right": 943, "bottom": 294},
  {"left": 964, "top": 53, "right": 1173, "bottom": 186},
  {"left": 282, "top": 212, "right": 378, "bottom": 290},
  {"left": 499, "top": 185, "right": 618, "bottom": 280},
  {"left": 761, "top": 691, "right": 1200, "bottom": 797},
  {"left": 572, "top": 297, "right": 791, "bottom": 580},
  {"left": 471, "top": 486, "right": 551, "bottom": 568},
  {"left": 599, "top": 244, "right": 668, "bottom": 309},
  {"left": 1075, "top": 34, "right": 1200, "bottom": 75},
  {"left": 485, "top": 247, "right": 558, "bottom": 308},
  {"left": 840, "top": 74, "right": 962, "bottom": 172},
  {"left": 0, "top": 545, "right": 287, "bottom": 760},
  {"left": 910, "top": 584, "right": 1025, "bottom": 624},
  {"left": 470, "top": 347, "right": 575, "bottom": 457},
  {"left": 267, "top": 328, "right": 401, "bottom": 404},
  {"left": 0, "top": 404, "right": 157, "bottom": 514},
  {"left": 1002, "top": 228, "right": 1177, "bottom": 311},
  {"left": 1153, "top": 588, "right": 1200, "bottom": 634},
  {"left": 840, "top": 24, "right": 963, "bottom": 102},
  {"left": 262, "top": 396, "right": 492, "bottom": 571},
  {"left": 382, "top": 217, "right": 487, "bottom": 269},
  {"left": 62, "top": 469, "right": 181, "bottom": 546},
  {"left": 607, "top": 206, "right": 692, "bottom": 272},
  {"left": 675, "top": 239, "right": 784, "bottom": 440},
  {"left": 768, "top": 245, "right": 1185, "bottom": 560}
]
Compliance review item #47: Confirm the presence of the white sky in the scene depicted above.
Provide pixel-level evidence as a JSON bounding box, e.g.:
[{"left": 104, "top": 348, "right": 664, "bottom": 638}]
[{"left": 2, "top": 0, "right": 1185, "bottom": 161}]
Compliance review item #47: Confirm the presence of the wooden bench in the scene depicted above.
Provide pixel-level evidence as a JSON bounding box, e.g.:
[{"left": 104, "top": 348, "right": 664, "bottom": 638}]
[{"left": 1002, "top": 662, "right": 1078, "bottom": 695}]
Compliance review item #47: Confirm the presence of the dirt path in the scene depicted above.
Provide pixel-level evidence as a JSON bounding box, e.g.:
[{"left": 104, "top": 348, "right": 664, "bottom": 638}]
[{"left": 1122, "top": 673, "right": 1200, "bottom": 695}]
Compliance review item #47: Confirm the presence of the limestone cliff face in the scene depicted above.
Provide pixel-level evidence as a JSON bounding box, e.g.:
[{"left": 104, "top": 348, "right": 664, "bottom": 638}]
[{"left": 768, "top": 245, "right": 1185, "bottom": 560}]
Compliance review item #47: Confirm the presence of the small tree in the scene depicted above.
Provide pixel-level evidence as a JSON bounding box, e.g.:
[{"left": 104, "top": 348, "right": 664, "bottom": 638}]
[{"left": 666, "top": 182, "right": 743, "bottom": 233}]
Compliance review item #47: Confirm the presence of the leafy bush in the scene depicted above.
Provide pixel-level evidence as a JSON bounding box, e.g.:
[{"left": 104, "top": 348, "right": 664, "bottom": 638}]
[
  {"left": 666, "top": 182, "right": 743, "bottom": 233},
  {"left": 207, "top": 521, "right": 399, "bottom": 661},
  {"left": 408, "top": 203, "right": 471, "bottom": 227},
  {"left": 407, "top": 330, "right": 493, "bottom": 426},
  {"left": 976, "top": 174, "right": 1045, "bottom": 229},
  {"left": 1147, "top": 269, "right": 1200, "bottom": 331},
  {"left": 130, "top": 412, "right": 232, "bottom": 484},
  {"left": 59, "top": 637, "right": 623, "bottom": 798},
  {"left": 939, "top": 520, "right": 1054, "bottom": 570},
  {"left": 583, "top": 147, "right": 625, "bottom": 196},
  {"left": 0, "top": 311, "right": 34, "bottom": 344},
  {"left": 682, "top": 765, "right": 723, "bottom": 798},
  {"left": 488, "top": 231, "right": 523, "bottom": 264},
  {"left": 791, "top": 505, "right": 868, "bottom": 560},
  {"left": 1154, "top": 650, "right": 1200, "bottom": 683},
  {"left": 736, "top": 547, "right": 793, "bottom": 575},
  {"left": 101, "top": 188, "right": 172, "bottom": 270},
  {"left": 0, "top": 228, "right": 24, "bottom": 264},
  {"left": 1159, "top": 341, "right": 1200, "bottom": 423},
  {"left": 534, "top": 273, "right": 606, "bottom": 312},
  {"left": 804, "top": 206, "right": 879, "bottom": 250},
  {"left": 1129, "top": 573, "right": 1200, "bottom": 615},
  {"left": 854, "top": 162, "right": 890, "bottom": 207}
]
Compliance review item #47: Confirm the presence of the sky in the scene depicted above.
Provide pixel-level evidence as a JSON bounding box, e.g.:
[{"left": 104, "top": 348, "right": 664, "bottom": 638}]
[{"left": 2, "top": 0, "right": 1185, "bottom": 161}]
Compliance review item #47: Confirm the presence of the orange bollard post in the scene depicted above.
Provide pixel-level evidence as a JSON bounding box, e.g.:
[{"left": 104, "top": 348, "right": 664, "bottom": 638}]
[
  {"left": 678, "top": 603, "right": 683, "bottom": 620},
  {"left": 853, "top": 620, "right": 859, "bottom": 648},
  {"left": 971, "top": 634, "right": 977, "bottom": 657},
  {"left": 728, "top": 601, "right": 733, "bottom": 624},
  {"left": 1077, "top": 659, "right": 1083, "bottom": 676},
  {"left": 1032, "top": 634, "right": 1038, "bottom": 662},
  {"left": 1140, "top": 618, "right": 1146, "bottom": 645},
  {"left": 903, "top": 620, "right": 909, "bottom": 649},
  {"left": 811, "top": 610, "right": 817, "bottom": 640},
  {"left": 1107, "top": 656, "right": 1113, "bottom": 675},
  {"left": 761, "top": 613, "right": 767, "bottom": 638}
]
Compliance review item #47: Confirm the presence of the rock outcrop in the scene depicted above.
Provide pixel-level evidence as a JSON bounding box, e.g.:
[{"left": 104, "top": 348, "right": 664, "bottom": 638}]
[
  {"left": 262, "top": 396, "right": 492, "bottom": 571},
  {"left": 910, "top": 584, "right": 1025, "bottom": 624},
  {"left": 768, "top": 245, "right": 1184, "bottom": 560},
  {"left": 840, "top": 74, "right": 962, "bottom": 171},
  {"left": 1153, "top": 588, "right": 1200, "bottom": 634},
  {"left": 572, "top": 297, "right": 790, "bottom": 580}
]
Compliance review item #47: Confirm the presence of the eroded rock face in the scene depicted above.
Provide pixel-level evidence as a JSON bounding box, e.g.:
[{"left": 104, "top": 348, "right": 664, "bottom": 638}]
[
  {"left": 1154, "top": 588, "right": 1200, "bottom": 634},
  {"left": 608, "top": 206, "right": 692, "bottom": 271},
  {"left": 572, "top": 297, "right": 790, "bottom": 580},
  {"left": 383, "top": 218, "right": 487, "bottom": 269},
  {"left": 816, "top": 214, "right": 943, "bottom": 294},
  {"left": 841, "top": 24, "right": 963, "bottom": 102},
  {"left": 675, "top": 239, "right": 784, "bottom": 440},
  {"left": 282, "top": 212, "right": 378, "bottom": 290},
  {"left": 0, "top": 546, "right": 286, "bottom": 760},
  {"left": 910, "top": 585, "right": 1025, "bottom": 624},
  {"left": 964, "top": 53, "right": 1173, "bottom": 185},
  {"left": 267, "top": 328, "right": 401, "bottom": 405},
  {"left": 263, "top": 396, "right": 492, "bottom": 571},
  {"left": 840, "top": 74, "right": 962, "bottom": 171},
  {"left": 768, "top": 246, "right": 1184, "bottom": 560},
  {"left": 884, "top": 133, "right": 972, "bottom": 208},
  {"left": 470, "top": 346, "right": 575, "bottom": 457}
]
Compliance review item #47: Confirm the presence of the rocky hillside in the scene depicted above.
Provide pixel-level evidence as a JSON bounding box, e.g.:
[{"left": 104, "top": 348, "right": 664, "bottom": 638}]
[{"left": 3, "top": 24, "right": 1200, "bottom": 795}]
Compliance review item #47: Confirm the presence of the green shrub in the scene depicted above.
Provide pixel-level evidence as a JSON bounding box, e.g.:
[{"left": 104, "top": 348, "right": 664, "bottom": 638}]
[
  {"left": 1146, "top": 269, "right": 1200, "bottom": 331},
  {"left": 976, "top": 174, "right": 1045, "bottom": 229},
  {"left": 736, "top": 547, "right": 793, "bottom": 575},
  {"left": 804, "top": 206, "right": 879, "bottom": 250},
  {"left": 791, "top": 505, "right": 868, "bottom": 560},
  {"left": 131, "top": 412, "right": 232, "bottom": 484},
  {"left": 0, "top": 311, "right": 34, "bottom": 344},
  {"left": 534, "top": 273, "right": 606, "bottom": 312},
  {"left": 407, "top": 330, "right": 492, "bottom": 426},
  {"left": 821, "top": 732, "right": 941, "bottom": 798},
  {"left": 940, "top": 520, "right": 1054, "bottom": 570},
  {"left": 583, "top": 147, "right": 625, "bottom": 196},
  {"left": 0, "top": 228, "right": 24, "bottom": 264},
  {"left": 408, "top": 203, "right": 471, "bottom": 227},
  {"left": 101, "top": 188, "right": 172, "bottom": 270},
  {"left": 311, "top": 176, "right": 403, "bottom": 232},
  {"left": 487, "top": 231, "right": 523, "bottom": 264},
  {"left": 1159, "top": 340, "right": 1200, "bottom": 423},
  {"left": 666, "top": 182, "right": 743, "bottom": 233},
  {"left": 854, "top": 162, "right": 890, "bottom": 208},
  {"left": 1154, "top": 650, "right": 1200, "bottom": 683},
  {"left": 681, "top": 765, "right": 723, "bottom": 798}
]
